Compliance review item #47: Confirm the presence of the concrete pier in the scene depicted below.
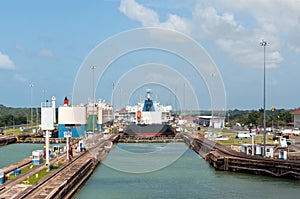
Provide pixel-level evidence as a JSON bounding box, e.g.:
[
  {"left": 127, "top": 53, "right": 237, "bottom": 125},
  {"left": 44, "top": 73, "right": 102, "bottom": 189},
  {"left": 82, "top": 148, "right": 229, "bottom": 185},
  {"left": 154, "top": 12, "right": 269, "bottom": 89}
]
[
  {"left": 1, "top": 157, "right": 32, "bottom": 175},
  {"left": 182, "top": 133, "right": 300, "bottom": 179},
  {"left": 118, "top": 134, "right": 183, "bottom": 143}
]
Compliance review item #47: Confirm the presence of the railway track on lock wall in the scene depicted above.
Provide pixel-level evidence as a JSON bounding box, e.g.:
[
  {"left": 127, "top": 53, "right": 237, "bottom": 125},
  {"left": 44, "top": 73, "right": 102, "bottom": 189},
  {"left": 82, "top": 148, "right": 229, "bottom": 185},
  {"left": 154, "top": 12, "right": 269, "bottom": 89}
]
[
  {"left": 0, "top": 151, "right": 70, "bottom": 198},
  {"left": 15, "top": 150, "right": 93, "bottom": 199},
  {"left": 15, "top": 136, "right": 115, "bottom": 199}
]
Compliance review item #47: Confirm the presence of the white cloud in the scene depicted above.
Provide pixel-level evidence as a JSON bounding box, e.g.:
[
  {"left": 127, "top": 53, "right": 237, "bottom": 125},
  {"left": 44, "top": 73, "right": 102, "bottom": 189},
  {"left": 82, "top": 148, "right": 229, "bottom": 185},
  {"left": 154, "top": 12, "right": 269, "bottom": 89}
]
[
  {"left": 118, "top": 0, "right": 292, "bottom": 68},
  {"left": 38, "top": 49, "right": 54, "bottom": 58},
  {"left": 119, "top": 0, "right": 159, "bottom": 26},
  {"left": 191, "top": 4, "right": 284, "bottom": 68},
  {"left": 0, "top": 51, "right": 15, "bottom": 70},
  {"left": 119, "top": 0, "right": 191, "bottom": 34},
  {"left": 192, "top": 6, "right": 246, "bottom": 39},
  {"left": 160, "top": 14, "right": 192, "bottom": 35},
  {"left": 204, "top": 0, "right": 300, "bottom": 54},
  {"left": 14, "top": 74, "right": 27, "bottom": 83}
]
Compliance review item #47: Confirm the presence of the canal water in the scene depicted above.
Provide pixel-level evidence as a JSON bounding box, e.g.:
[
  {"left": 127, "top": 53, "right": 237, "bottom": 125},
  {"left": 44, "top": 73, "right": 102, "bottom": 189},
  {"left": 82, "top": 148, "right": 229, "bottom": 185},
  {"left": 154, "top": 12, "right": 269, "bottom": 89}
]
[
  {"left": 0, "top": 143, "right": 65, "bottom": 168},
  {"left": 74, "top": 143, "right": 300, "bottom": 199},
  {"left": 1, "top": 143, "right": 299, "bottom": 198},
  {"left": 0, "top": 143, "right": 44, "bottom": 168}
]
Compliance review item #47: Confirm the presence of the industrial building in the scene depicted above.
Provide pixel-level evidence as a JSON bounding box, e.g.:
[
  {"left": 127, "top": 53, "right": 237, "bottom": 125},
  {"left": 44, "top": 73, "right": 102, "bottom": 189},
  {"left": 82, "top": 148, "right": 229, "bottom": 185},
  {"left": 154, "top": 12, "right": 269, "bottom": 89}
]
[
  {"left": 291, "top": 108, "right": 300, "bottom": 129},
  {"left": 57, "top": 98, "right": 113, "bottom": 138}
]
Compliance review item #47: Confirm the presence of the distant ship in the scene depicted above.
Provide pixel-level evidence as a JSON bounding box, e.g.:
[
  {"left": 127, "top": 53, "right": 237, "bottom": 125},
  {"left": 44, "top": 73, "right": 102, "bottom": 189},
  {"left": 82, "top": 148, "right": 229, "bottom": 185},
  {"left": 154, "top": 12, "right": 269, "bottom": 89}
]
[{"left": 124, "top": 89, "right": 175, "bottom": 137}]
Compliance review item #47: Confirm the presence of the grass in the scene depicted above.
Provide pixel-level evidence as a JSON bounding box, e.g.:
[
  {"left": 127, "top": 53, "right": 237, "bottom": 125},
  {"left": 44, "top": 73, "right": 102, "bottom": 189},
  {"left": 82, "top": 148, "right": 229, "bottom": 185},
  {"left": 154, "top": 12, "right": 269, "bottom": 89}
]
[
  {"left": 218, "top": 137, "right": 274, "bottom": 145},
  {"left": 8, "top": 165, "right": 38, "bottom": 180},
  {"left": 21, "top": 162, "right": 63, "bottom": 185},
  {"left": 194, "top": 130, "right": 275, "bottom": 146},
  {"left": 3, "top": 125, "right": 39, "bottom": 135},
  {"left": 3, "top": 128, "right": 23, "bottom": 135}
]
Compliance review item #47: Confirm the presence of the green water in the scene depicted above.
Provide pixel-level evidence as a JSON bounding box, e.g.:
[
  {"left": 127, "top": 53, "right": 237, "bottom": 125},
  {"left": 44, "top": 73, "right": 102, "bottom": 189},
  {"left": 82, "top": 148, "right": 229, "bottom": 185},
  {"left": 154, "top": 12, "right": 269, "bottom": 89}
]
[
  {"left": 0, "top": 143, "right": 65, "bottom": 169},
  {"left": 74, "top": 143, "right": 300, "bottom": 199},
  {"left": 1, "top": 143, "right": 299, "bottom": 198},
  {"left": 0, "top": 143, "right": 44, "bottom": 168}
]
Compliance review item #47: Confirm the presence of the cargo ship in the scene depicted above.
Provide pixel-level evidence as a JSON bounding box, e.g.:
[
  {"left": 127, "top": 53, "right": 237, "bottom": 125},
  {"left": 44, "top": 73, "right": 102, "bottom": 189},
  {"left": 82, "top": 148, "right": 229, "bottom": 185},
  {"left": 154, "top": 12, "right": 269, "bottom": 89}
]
[{"left": 124, "top": 89, "right": 175, "bottom": 137}]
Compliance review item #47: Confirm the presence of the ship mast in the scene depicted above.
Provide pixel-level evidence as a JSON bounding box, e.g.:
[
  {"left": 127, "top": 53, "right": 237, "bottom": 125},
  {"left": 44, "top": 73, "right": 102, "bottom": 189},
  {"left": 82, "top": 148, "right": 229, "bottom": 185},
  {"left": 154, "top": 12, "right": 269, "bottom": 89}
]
[{"left": 146, "top": 88, "right": 151, "bottom": 100}]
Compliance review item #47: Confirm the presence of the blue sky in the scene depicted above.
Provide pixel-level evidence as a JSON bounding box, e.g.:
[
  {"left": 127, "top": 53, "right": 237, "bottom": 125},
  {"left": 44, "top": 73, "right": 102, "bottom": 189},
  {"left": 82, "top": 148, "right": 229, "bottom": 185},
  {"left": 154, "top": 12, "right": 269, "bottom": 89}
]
[{"left": 0, "top": 0, "right": 300, "bottom": 110}]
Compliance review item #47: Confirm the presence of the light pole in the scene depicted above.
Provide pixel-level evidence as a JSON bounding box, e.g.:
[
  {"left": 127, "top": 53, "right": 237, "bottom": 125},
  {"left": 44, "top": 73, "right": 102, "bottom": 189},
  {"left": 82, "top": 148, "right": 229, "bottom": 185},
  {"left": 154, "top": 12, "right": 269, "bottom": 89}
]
[
  {"left": 42, "top": 89, "right": 47, "bottom": 102},
  {"left": 260, "top": 40, "right": 268, "bottom": 156},
  {"left": 90, "top": 66, "right": 96, "bottom": 138},
  {"left": 29, "top": 83, "right": 34, "bottom": 126},
  {"left": 183, "top": 83, "right": 186, "bottom": 117},
  {"left": 271, "top": 105, "right": 275, "bottom": 132},
  {"left": 11, "top": 115, "right": 15, "bottom": 129},
  {"left": 227, "top": 113, "right": 230, "bottom": 127},
  {"left": 211, "top": 73, "right": 215, "bottom": 129},
  {"left": 112, "top": 82, "right": 115, "bottom": 122}
]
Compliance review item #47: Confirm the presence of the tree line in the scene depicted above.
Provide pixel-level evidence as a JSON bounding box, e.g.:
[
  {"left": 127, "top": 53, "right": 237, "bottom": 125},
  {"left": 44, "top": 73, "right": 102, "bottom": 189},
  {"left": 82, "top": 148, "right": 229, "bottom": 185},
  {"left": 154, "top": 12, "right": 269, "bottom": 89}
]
[
  {"left": 0, "top": 104, "right": 39, "bottom": 127},
  {"left": 0, "top": 104, "right": 295, "bottom": 129},
  {"left": 227, "top": 108, "right": 293, "bottom": 128}
]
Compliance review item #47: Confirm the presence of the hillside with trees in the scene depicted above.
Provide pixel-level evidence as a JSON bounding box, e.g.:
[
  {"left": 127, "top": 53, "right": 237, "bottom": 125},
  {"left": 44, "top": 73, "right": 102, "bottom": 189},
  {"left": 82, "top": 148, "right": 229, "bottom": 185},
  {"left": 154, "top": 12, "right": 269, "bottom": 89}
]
[{"left": 0, "top": 104, "right": 38, "bottom": 127}]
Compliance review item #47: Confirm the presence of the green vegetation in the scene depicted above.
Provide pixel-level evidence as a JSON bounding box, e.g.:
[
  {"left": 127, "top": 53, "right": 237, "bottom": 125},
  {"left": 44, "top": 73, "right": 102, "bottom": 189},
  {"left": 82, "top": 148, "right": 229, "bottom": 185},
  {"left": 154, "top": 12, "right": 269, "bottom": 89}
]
[
  {"left": 218, "top": 137, "right": 274, "bottom": 146},
  {"left": 0, "top": 104, "right": 31, "bottom": 127},
  {"left": 227, "top": 108, "right": 293, "bottom": 128},
  {"left": 3, "top": 128, "right": 25, "bottom": 135},
  {"left": 20, "top": 162, "right": 63, "bottom": 185},
  {"left": 8, "top": 165, "right": 38, "bottom": 180}
]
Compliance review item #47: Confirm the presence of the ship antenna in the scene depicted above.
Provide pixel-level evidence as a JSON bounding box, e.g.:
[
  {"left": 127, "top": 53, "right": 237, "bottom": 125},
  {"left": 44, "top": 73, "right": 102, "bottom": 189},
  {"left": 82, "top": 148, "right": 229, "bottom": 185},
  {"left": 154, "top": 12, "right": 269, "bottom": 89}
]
[{"left": 146, "top": 88, "right": 151, "bottom": 100}]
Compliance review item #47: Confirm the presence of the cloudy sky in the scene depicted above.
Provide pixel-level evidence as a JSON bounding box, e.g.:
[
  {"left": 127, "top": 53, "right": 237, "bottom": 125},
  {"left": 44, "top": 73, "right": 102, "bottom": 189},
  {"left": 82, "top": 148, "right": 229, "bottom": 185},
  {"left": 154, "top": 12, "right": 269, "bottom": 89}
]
[{"left": 0, "top": 0, "right": 299, "bottom": 110}]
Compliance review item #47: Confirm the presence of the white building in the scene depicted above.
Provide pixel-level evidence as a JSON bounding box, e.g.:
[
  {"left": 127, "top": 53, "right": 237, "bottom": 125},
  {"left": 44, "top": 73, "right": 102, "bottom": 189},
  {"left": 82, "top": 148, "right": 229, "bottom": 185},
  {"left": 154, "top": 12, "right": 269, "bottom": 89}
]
[
  {"left": 291, "top": 108, "right": 300, "bottom": 128},
  {"left": 196, "top": 116, "right": 225, "bottom": 129}
]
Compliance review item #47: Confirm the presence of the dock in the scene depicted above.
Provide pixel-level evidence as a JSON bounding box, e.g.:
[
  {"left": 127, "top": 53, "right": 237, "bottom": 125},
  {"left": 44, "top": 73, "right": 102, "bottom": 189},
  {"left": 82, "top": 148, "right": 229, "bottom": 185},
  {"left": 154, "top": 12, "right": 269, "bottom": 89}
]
[
  {"left": 0, "top": 135, "right": 17, "bottom": 146},
  {"left": 1, "top": 157, "right": 32, "bottom": 176},
  {"left": 182, "top": 133, "right": 300, "bottom": 179},
  {"left": 118, "top": 134, "right": 183, "bottom": 143},
  {"left": 0, "top": 134, "right": 119, "bottom": 199}
]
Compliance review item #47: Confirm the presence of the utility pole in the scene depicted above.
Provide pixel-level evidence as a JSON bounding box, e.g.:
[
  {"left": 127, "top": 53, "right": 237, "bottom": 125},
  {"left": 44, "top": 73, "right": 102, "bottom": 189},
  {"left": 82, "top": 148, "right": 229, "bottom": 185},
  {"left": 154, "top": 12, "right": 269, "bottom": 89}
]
[
  {"left": 91, "top": 66, "right": 96, "bottom": 144},
  {"left": 29, "top": 83, "right": 34, "bottom": 125},
  {"left": 260, "top": 40, "right": 268, "bottom": 156}
]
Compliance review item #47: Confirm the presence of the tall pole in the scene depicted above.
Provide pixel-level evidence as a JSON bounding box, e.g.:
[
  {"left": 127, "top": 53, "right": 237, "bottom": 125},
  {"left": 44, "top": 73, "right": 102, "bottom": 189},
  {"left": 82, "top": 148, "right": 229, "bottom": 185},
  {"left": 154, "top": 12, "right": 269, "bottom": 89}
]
[
  {"left": 12, "top": 115, "right": 15, "bottom": 129},
  {"left": 112, "top": 82, "right": 114, "bottom": 121},
  {"left": 211, "top": 73, "right": 215, "bottom": 129},
  {"left": 260, "top": 40, "right": 268, "bottom": 156},
  {"left": 43, "top": 89, "right": 46, "bottom": 102},
  {"left": 183, "top": 83, "right": 186, "bottom": 117},
  {"left": 45, "top": 130, "right": 50, "bottom": 166},
  {"left": 29, "top": 83, "right": 34, "bottom": 126},
  {"left": 91, "top": 66, "right": 96, "bottom": 143}
]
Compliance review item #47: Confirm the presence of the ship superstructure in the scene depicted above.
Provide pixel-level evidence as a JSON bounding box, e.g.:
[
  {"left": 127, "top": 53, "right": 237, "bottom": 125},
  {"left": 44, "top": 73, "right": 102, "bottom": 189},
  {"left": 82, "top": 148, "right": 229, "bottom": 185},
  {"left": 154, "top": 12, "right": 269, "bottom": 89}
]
[
  {"left": 124, "top": 89, "right": 175, "bottom": 137},
  {"left": 126, "top": 89, "right": 172, "bottom": 125}
]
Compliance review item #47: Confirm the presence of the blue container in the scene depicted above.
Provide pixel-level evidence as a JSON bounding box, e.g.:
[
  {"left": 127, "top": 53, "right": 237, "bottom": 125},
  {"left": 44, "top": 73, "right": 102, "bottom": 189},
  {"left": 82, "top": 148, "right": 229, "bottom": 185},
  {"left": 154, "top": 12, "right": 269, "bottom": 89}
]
[
  {"left": 14, "top": 169, "right": 21, "bottom": 176},
  {"left": 0, "top": 177, "right": 4, "bottom": 184},
  {"left": 0, "top": 169, "right": 4, "bottom": 184},
  {"left": 33, "top": 159, "right": 43, "bottom": 165}
]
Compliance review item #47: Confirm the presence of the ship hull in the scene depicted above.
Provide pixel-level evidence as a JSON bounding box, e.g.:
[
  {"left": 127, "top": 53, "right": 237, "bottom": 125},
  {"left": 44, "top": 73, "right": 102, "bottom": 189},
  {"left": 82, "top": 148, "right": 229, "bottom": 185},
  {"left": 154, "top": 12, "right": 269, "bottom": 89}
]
[{"left": 124, "top": 124, "right": 175, "bottom": 138}]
